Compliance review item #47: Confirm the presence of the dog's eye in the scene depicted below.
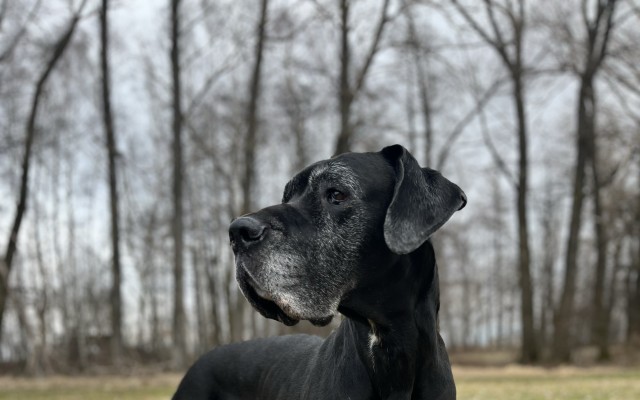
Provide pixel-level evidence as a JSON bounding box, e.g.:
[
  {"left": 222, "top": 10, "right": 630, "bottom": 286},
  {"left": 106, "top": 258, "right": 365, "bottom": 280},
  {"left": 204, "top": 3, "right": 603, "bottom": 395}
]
[{"left": 327, "top": 189, "right": 347, "bottom": 205}]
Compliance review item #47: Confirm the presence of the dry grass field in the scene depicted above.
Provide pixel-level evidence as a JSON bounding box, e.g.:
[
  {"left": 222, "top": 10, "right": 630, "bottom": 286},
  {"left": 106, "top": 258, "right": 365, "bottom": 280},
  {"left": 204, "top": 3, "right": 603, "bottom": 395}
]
[
  {"left": 0, "top": 367, "right": 639, "bottom": 399},
  {"left": 454, "top": 366, "right": 640, "bottom": 400},
  {"left": 0, "top": 373, "right": 181, "bottom": 400}
]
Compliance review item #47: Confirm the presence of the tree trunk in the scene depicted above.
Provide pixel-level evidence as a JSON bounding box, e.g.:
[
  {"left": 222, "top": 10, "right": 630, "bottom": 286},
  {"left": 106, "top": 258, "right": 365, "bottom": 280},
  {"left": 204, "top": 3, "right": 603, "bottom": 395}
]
[
  {"left": 553, "top": 77, "right": 592, "bottom": 363},
  {"left": 65, "top": 163, "right": 86, "bottom": 370},
  {"left": 553, "top": 0, "right": 616, "bottom": 363},
  {"left": 539, "top": 178, "right": 559, "bottom": 351},
  {"left": 0, "top": 10, "right": 82, "bottom": 342},
  {"left": 191, "top": 247, "right": 201, "bottom": 351},
  {"left": 100, "top": 0, "right": 123, "bottom": 364},
  {"left": 629, "top": 242, "right": 640, "bottom": 343},
  {"left": 142, "top": 210, "right": 161, "bottom": 353},
  {"left": 335, "top": 0, "right": 352, "bottom": 156},
  {"left": 405, "top": 10, "right": 434, "bottom": 167},
  {"left": 588, "top": 117, "right": 610, "bottom": 361},
  {"left": 450, "top": 0, "right": 537, "bottom": 362},
  {"left": 33, "top": 194, "right": 51, "bottom": 374},
  {"left": 334, "top": 0, "right": 389, "bottom": 155},
  {"left": 513, "top": 71, "right": 537, "bottom": 363},
  {"left": 284, "top": 76, "right": 308, "bottom": 175},
  {"left": 170, "top": 0, "right": 188, "bottom": 368},
  {"left": 206, "top": 256, "right": 221, "bottom": 346},
  {"left": 628, "top": 163, "right": 640, "bottom": 343},
  {"left": 241, "top": 0, "right": 268, "bottom": 215},
  {"left": 585, "top": 1, "right": 618, "bottom": 358}
]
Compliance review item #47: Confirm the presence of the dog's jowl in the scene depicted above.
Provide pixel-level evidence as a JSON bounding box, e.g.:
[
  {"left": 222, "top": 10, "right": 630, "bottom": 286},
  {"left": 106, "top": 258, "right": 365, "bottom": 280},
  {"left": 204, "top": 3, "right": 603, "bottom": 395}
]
[{"left": 173, "top": 144, "right": 466, "bottom": 400}]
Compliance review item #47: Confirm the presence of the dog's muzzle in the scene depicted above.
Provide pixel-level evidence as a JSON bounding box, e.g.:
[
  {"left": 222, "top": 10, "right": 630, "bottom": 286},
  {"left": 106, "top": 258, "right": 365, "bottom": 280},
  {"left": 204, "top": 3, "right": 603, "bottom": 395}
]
[{"left": 229, "top": 216, "right": 300, "bottom": 326}]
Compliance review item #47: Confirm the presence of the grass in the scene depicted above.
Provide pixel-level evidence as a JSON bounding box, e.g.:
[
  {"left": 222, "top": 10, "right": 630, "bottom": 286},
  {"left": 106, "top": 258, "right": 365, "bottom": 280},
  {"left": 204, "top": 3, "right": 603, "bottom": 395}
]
[
  {"left": 454, "top": 366, "right": 640, "bottom": 400},
  {"left": 0, "top": 374, "right": 181, "bottom": 400},
  {"left": 0, "top": 367, "right": 639, "bottom": 399}
]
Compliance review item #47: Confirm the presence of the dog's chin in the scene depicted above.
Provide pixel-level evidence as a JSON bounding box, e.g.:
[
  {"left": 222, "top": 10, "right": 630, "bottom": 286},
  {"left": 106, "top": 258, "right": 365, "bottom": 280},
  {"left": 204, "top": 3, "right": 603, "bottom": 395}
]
[
  {"left": 309, "top": 315, "right": 334, "bottom": 327},
  {"left": 239, "top": 277, "right": 300, "bottom": 326},
  {"left": 236, "top": 272, "right": 336, "bottom": 327},
  {"left": 248, "top": 286, "right": 335, "bottom": 327}
]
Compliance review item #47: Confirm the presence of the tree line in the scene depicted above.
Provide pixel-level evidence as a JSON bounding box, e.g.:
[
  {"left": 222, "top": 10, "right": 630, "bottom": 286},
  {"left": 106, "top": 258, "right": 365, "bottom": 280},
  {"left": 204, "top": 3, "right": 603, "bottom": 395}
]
[{"left": 0, "top": 0, "right": 638, "bottom": 373}]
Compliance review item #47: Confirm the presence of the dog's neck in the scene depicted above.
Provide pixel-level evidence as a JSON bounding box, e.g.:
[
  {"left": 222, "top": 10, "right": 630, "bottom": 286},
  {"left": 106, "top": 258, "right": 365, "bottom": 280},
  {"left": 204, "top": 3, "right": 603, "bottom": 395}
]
[{"left": 337, "top": 241, "right": 452, "bottom": 399}]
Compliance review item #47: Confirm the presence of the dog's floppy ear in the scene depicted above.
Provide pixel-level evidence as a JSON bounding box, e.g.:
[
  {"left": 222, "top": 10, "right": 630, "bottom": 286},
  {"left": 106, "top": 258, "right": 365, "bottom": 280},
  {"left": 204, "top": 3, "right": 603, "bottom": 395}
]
[{"left": 381, "top": 144, "right": 467, "bottom": 255}]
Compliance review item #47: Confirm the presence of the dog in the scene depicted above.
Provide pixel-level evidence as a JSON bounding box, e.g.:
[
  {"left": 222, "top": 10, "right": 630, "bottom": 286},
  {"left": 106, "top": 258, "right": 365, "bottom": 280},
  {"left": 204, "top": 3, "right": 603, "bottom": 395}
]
[{"left": 173, "top": 144, "right": 466, "bottom": 400}]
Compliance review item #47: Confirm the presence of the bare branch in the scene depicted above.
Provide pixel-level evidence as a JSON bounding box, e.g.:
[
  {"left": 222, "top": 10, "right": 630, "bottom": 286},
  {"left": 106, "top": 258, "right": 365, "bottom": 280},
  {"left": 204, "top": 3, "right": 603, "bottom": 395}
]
[
  {"left": 184, "top": 56, "right": 239, "bottom": 119},
  {"left": 602, "top": 62, "right": 640, "bottom": 98},
  {"left": 592, "top": 0, "right": 617, "bottom": 68},
  {"left": 0, "top": 0, "right": 42, "bottom": 63},
  {"left": 436, "top": 77, "right": 506, "bottom": 170},
  {"left": 483, "top": 0, "right": 506, "bottom": 49},
  {"left": 580, "top": 0, "right": 590, "bottom": 31},
  {"left": 452, "top": 0, "right": 514, "bottom": 67},
  {"left": 181, "top": 1, "right": 217, "bottom": 35},
  {"left": 353, "top": 0, "right": 391, "bottom": 95},
  {"left": 602, "top": 74, "right": 640, "bottom": 125},
  {"left": 184, "top": 118, "right": 216, "bottom": 158},
  {"left": 451, "top": 0, "right": 500, "bottom": 49},
  {"left": 480, "top": 108, "right": 517, "bottom": 187},
  {"left": 309, "top": 0, "right": 334, "bottom": 22}
]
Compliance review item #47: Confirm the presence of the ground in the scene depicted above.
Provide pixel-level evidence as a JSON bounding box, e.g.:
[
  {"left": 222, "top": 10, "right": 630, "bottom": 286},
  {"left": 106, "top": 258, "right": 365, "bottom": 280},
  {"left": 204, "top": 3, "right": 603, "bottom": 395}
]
[
  {"left": 1, "top": 367, "right": 639, "bottom": 399},
  {"left": 454, "top": 366, "right": 640, "bottom": 400}
]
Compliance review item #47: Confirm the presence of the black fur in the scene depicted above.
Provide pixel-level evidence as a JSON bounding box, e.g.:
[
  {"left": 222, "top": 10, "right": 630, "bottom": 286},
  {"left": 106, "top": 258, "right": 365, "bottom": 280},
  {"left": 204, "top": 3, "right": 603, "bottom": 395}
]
[{"left": 173, "top": 144, "right": 466, "bottom": 400}]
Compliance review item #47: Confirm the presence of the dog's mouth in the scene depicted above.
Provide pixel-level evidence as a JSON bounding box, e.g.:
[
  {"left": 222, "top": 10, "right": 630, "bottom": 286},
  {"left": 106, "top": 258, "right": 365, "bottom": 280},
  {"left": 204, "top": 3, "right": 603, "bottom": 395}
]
[
  {"left": 236, "top": 267, "right": 335, "bottom": 327},
  {"left": 237, "top": 271, "right": 300, "bottom": 326}
]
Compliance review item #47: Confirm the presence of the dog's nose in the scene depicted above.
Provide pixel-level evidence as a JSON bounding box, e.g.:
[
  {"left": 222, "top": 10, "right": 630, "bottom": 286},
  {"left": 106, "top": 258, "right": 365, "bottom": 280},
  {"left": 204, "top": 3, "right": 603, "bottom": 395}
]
[
  {"left": 458, "top": 191, "right": 467, "bottom": 210},
  {"left": 229, "top": 217, "right": 268, "bottom": 252}
]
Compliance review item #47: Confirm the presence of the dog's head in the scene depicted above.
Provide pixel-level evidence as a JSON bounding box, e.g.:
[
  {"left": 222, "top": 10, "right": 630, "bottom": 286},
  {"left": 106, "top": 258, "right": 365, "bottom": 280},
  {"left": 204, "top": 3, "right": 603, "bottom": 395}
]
[{"left": 229, "top": 144, "right": 466, "bottom": 326}]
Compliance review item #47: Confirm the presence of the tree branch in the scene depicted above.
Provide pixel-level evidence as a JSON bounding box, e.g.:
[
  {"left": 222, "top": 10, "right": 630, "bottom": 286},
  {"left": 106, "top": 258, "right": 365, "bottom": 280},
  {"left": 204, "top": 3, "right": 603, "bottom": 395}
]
[
  {"left": 353, "top": 0, "right": 391, "bottom": 95},
  {"left": 602, "top": 74, "right": 640, "bottom": 126},
  {"left": 184, "top": 56, "right": 238, "bottom": 119},
  {"left": 480, "top": 108, "right": 517, "bottom": 187},
  {"left": 436, "top": 77, "right": 506, "bottom": 170},
  {"left": 451, "top": 0, "right": 500, "bottom": 49},
  {"left": 0, "top": 0, "right": 42, "bottom": 63},
  {"left": 483, "top": 0, "right": 506, "bottom": 50}
]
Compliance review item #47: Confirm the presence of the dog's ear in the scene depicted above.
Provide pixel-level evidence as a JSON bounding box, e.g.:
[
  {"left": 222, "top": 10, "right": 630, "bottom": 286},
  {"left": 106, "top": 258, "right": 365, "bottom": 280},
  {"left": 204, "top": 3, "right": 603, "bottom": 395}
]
[{"left": 381, "top": 144, "right": 467, "bottom": 255}]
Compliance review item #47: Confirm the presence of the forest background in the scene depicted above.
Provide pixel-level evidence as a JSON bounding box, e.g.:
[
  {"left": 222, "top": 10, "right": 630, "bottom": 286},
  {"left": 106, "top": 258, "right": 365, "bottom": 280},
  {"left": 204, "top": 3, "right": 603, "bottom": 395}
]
[{"left": 0, "top": 0, "right": 639, "bottom": 376}]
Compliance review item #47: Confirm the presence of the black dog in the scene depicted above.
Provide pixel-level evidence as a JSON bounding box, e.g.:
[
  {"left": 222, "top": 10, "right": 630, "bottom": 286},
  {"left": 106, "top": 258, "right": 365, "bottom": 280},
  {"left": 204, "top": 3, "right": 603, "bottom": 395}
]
[{"left": 173, "top": 144, "right": 466, "bottom": 400}]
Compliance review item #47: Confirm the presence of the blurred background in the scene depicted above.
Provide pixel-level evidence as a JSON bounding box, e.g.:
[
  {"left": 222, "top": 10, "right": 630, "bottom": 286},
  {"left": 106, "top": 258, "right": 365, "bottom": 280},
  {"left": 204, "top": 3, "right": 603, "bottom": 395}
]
[{"left": 0, "top": 0, "right": 639, "bottom": 384}]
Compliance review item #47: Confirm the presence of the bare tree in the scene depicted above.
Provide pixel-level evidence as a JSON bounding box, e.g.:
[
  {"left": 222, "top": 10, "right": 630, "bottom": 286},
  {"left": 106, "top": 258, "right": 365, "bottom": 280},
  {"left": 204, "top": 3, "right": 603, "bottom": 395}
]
[
  {"left": 404, "top": 8, "right": 434, "bottom": 166},
  {"left": 2, "top": 0, "right": 640, "bottom": 371},
  {"left": 241, "top": 0, "right": 269, "bottom": 215},
  {"left": 335, "top": 0, "right": 391, "bottom": 155},
  {"left": 552, "top": 0, "right": 617, "bottom": 363},
  {"left": 451, "top": 0, "right": 538, "bottom": 363},
  {"left": 170, "top": 0, "right": 188, "bottom": 368},
  {"left": 0, "top": 1, "right": 85, "bottom": 342},
  {"left": 99, "top": 0, "right": 123, "bottom": 364}
]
